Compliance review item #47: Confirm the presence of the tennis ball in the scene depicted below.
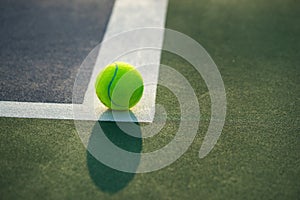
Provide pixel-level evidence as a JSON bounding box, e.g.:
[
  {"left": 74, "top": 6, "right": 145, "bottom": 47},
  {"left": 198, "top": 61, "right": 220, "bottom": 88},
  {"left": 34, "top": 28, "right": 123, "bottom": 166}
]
[{"left": 95, "top": 62, "right": 144, "bottom": 110}]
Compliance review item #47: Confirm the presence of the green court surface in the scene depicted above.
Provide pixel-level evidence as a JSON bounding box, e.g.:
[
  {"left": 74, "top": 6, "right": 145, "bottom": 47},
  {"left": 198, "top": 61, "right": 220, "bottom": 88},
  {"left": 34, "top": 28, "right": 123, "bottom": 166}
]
[{"left": 1, "top": 0, "right": 299, "bottom": 199}]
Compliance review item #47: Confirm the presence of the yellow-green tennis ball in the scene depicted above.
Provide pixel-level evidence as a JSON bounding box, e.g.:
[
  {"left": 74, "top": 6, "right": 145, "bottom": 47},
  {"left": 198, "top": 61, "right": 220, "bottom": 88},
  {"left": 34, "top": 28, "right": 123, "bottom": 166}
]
[{"left": 95, "top": 62, "right": 144, "bottom": 110}]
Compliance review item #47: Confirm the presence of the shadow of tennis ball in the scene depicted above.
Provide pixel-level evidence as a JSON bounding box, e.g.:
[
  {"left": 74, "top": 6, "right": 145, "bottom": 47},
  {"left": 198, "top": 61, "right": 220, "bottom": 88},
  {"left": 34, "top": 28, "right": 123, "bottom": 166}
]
[{"left": 86, "top": 112, "right": 142, "bottom": 193}]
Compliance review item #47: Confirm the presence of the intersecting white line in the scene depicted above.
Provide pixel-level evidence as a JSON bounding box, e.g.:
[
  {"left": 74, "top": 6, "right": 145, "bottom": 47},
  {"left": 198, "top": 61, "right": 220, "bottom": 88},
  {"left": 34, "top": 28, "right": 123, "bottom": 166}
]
[{"left": 0, "top": 0, "right": 169, "bottom": 122}]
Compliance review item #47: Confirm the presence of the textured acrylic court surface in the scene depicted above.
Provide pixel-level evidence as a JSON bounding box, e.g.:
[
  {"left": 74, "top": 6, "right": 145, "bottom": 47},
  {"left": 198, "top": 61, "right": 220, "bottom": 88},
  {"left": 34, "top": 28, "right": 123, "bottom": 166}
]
[
  {"left": 0, "top": 0, "right": 115, "bottom": 103},
  {"left": 0, "top": 0, "right": 299, "bottom": 199}
]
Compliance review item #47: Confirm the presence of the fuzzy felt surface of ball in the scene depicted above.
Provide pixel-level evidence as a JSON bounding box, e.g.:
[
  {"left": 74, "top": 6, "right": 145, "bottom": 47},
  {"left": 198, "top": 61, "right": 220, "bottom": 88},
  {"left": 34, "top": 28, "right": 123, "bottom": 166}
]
[{"left": 95, "top": 62, "right": 144, "bottom": 110}]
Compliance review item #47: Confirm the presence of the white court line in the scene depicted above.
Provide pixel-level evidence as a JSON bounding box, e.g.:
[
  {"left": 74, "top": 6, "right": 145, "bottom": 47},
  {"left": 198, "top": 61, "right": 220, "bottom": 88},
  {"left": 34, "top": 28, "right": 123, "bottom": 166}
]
[{"left": 0, "top": 0, "right": 169, "bottom": 122}]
